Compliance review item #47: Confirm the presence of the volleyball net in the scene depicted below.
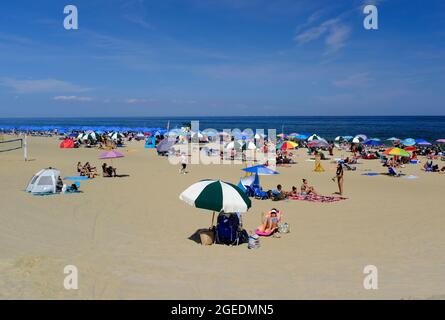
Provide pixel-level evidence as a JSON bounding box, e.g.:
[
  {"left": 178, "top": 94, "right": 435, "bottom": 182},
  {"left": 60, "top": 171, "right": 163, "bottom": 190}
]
[{"left": 0, "top": 138, "right": 23, "bottom": 152}]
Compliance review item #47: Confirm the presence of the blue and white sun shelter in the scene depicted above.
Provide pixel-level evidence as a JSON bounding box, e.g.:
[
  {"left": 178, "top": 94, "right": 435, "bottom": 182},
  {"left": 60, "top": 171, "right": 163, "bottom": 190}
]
[
  {"left": 26, "top": 168, "right": 61, "bottom": 194},
  {"left": 145, "top": 136, "right": 156, "bottom": 148}
]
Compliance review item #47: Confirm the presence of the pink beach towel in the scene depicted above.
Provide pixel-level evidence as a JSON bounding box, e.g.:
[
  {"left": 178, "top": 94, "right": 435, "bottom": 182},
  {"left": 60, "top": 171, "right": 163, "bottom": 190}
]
[{"left": 288, "top": 194, "right": 347, "bottom": 203}]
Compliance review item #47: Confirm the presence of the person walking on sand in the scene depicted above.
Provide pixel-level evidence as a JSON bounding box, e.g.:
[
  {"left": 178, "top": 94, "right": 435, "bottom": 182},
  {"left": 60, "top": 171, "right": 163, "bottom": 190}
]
[
  {"left": 180, "top": 153, "right": 187, "bottom": 174},
  {"left": 333, "top": 162, "right": 344, "bottom": 195}
]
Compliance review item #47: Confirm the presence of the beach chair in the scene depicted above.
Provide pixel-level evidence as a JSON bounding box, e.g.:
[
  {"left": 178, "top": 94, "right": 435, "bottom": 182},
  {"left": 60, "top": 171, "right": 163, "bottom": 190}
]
[
  {"left": 253, "top": 187, "right": 269, "bottom": 200},
  {"left": 245, "top": 185, "right": 255, "bottom": 197}
]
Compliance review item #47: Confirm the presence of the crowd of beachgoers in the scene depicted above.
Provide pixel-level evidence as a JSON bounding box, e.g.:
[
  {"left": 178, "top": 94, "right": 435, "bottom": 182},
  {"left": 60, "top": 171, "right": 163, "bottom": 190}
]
[{"left": 4, "top": 125, "right": 445, "bottom": 246}]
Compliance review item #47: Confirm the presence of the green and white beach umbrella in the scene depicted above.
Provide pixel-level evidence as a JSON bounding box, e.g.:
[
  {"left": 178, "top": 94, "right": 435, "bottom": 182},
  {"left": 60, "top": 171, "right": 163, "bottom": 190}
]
[
  {"left": 109, "top": 132, "right": 124, "bottom": 140},
  {"left": 179, "top": 180, "right": 251, "bottom": 213},
  {"left": 82, "top": 131, "right": 97, "bottom": 141}
]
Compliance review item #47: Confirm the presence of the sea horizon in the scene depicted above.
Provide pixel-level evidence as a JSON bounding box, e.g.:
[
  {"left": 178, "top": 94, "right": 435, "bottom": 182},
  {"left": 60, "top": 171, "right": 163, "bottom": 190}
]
[{"left": 1, "top": 115, "right": 444, "bottom": 141}]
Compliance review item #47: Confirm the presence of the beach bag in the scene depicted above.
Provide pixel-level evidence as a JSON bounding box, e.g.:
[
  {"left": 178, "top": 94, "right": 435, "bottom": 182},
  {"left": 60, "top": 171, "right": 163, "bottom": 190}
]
[
  {"left": 248, "top": 234, "right": 261, "bottom": 249},
  {"left": 216, "top": 213, "right": 240, "bottom": 245},
  {"left": 199, "top": 229, "right": 214, "bottom": 246},
  {"left": 278, "top": 222, "right": 290, "bottom": 234}
]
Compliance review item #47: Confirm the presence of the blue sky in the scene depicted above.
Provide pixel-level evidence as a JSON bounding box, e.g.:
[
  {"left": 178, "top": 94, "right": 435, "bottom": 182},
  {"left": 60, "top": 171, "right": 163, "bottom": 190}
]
[{"left": 0, "top": 0, "right": 444, "bottom": 117}]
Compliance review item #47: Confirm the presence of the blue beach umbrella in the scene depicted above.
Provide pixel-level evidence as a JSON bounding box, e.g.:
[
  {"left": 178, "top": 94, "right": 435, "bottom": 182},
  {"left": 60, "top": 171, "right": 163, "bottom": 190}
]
[
  {"left": 364, "top": 139, "right": 382, "bottom": 146},
  {"left": 402, "top": 138, "right": 416, "bottom": 146},
  {"left": 242, "top": 165, "right": 279, "bottom": 188}
]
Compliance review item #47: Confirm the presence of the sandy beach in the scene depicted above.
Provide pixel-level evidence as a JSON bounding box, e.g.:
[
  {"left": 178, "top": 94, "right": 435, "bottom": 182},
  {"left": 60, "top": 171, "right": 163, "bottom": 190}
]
[{"left": 1, "top": 135, "right": 445, "bottom": 300}]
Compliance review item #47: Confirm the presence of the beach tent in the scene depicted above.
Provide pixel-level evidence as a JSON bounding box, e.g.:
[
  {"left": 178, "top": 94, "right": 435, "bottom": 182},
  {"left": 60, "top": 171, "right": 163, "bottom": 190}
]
[
  {"left": 60, "top": 139, "right": 74, "bottom": 148},
  {"left": 145, "top": 136, "right": 156, "bottom": 148},
  {"left": 26, "top": 168, "right": 61, "bottom": 194}
]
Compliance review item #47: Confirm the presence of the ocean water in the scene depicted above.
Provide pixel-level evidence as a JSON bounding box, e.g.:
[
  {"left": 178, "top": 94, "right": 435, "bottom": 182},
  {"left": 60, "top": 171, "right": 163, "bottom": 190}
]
[{"left": 0, "top": 116, "right": 444, "bottom": 141}]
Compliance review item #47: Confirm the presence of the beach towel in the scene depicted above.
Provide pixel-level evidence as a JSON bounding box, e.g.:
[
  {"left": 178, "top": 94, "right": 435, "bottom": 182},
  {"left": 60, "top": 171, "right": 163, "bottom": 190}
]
[
  {"left": 362, "top": 172, "right": 379, "bottom": 176},
  {"left": 64, "top": 176, "right": 90, "bottom": 181},
  {"left": 288, "top": 194, "right": 347, "bottom": 203},
  {"left": 403, "top": 175, "right": 419, "bottom": 180}
]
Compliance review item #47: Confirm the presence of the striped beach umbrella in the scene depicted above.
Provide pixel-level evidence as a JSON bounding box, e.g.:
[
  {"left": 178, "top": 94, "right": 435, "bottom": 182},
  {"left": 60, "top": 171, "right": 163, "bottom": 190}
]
[
  {"left": 307, "top": 134, "right": 321, "bottom": 142},
  {"left": 179, "top": 180, "right": 252, "bottom": 213},
  {"left": 109, "top": 132, "right": 124, "bottom": 141},
  {"left": 82, "top": 131, "right": 97, "bottom": 141}
]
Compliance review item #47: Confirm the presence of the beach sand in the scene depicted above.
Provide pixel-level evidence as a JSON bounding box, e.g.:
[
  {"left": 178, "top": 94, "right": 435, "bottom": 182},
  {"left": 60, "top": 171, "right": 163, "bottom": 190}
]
[{"left": 1, "top": 135, "right": 445, "bottom": 299}]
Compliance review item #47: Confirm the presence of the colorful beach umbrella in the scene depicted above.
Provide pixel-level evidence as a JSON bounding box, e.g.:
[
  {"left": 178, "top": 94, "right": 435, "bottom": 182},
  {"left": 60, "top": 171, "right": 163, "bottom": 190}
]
[
  {"left": 383, "top": 148, "right": 410, "bottom": 157},
  {"left": 387, "top": 137, "right": 400, "bottom": 141},
  {"left": 179, "top": 180, "right": 251, "bottom": 213},
  {"left": 436, "top": 139, "right": 445, "bottom": 143},
  {"left": 277, "top": 141, "right": 298, "bottom": 150}
]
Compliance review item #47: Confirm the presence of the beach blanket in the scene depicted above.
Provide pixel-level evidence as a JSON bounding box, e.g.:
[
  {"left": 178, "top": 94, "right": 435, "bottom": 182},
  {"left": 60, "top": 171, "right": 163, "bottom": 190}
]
[
  {"left": 64, "top": 176, "right": 90, "bottom": 181},
  {"left": 403, "top": 175, "right": 419, "bottom": 180},
  {"left": 288, "top": 194, "right": 347, "bottom": 203},
  {"left": 362, "top": 172, "right": 379, "bottom": 176}
]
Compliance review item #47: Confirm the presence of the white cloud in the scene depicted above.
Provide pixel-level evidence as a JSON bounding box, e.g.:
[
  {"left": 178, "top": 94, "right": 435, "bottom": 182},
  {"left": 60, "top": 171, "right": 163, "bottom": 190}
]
[
  {"left": 333, "top": 73, "right": 372, "bottom": 88},
  {"left": 325, "top": 24, "right": 351, "bottom": 53},
  {"left": 0, "top": 78, "right": 90, "bottom": 94},
  {"left": 125, "top": 98, "right": 147, "bottom": 104},
  {"left": 294, "top": 17, "right": 351, "bottom": 54},
  {"left": 53, "top": 96, "right": 93, "bottom": 102}
]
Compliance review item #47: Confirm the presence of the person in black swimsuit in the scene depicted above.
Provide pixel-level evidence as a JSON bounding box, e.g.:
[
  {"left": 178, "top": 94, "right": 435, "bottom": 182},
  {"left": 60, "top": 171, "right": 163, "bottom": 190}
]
[{"left": 334, "top": 162, "right": 344, "bottom": 195}]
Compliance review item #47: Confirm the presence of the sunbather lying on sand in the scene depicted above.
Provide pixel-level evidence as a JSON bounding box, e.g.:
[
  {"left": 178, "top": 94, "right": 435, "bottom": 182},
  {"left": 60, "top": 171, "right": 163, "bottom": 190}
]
[{"left": 257, "top": 208, "right": 281, "bottom": 235}]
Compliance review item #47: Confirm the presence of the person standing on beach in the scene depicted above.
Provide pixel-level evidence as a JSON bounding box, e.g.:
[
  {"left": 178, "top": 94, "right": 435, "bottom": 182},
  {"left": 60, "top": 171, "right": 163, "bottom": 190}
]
[
  {"left": 180, "top": 153, "right": 187, "bottom": 174},
  {"left": 334, "top": 162, "right": 344, "bottom": 195}
]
